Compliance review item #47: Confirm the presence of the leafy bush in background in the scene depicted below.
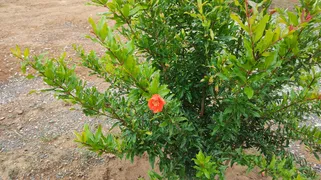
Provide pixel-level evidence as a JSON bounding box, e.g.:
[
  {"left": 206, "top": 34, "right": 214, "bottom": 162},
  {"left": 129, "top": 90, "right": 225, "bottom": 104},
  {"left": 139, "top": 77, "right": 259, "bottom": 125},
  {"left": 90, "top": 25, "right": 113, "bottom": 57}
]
[{"left": 12, "top": 0, "right": 321, "bottom": 179}]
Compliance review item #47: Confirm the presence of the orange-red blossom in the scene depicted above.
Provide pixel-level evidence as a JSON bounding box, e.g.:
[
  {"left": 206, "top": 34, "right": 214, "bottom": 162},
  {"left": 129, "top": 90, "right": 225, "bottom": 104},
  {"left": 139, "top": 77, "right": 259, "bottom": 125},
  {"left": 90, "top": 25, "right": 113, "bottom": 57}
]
[{"left": 148, "top": 94, "right": 166, "bottom": 113}]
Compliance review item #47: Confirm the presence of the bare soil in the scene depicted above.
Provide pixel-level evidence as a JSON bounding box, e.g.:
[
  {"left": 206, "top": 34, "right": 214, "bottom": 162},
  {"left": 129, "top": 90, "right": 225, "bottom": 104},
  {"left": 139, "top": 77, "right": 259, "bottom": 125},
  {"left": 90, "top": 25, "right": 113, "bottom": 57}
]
[{"left": 1, "top": 0, "right": 318, "bottom": 180}]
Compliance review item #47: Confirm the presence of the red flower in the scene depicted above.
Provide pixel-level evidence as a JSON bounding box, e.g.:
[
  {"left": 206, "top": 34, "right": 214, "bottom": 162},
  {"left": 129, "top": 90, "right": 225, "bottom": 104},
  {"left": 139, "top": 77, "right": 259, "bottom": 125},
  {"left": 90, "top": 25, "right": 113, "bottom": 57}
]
[
  {"left": 148, "top": 94, "right": 166, "bottom": 113},
  {"left": 306, "top": 12, "right": 312, "bottom": 21}
]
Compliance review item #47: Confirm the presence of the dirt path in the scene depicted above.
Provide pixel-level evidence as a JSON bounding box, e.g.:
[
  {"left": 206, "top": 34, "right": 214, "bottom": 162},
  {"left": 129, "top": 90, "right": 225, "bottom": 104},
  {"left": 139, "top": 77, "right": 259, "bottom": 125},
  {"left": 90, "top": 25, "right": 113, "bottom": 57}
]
[{"left": 1, "top": 0, "right": 318, "bottom": 180}]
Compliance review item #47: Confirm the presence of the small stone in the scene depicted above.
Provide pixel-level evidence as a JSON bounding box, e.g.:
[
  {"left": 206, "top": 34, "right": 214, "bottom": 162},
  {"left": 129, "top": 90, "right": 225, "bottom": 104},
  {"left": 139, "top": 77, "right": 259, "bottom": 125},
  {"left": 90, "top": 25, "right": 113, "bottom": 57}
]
[
  {"left": 17, "top": 110, "right": 24, "bottom": 115},
  {"left": 8, "top": 114, "right": 16, "bottom": 119},
  {"left": 0, "top": 117, "right": 5, "bottom": 121},
  {"left": 77, "top": 172, "right": 84, "bottom": 177},
  {"left": 56, "top": 172, "right": 64, "bottom": 179},
  {"left": 106, "top": 154, "right": 116, "bottom": 159},
  {"left": 17, "top": 125, "right": 23, "bottom": 130}
]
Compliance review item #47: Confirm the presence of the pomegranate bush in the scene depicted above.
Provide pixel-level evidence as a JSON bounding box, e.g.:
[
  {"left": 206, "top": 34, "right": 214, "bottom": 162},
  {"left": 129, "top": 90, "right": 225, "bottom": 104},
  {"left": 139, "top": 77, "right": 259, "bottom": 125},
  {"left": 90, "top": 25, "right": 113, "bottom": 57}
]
[{"left": 12, "top": 0, "right": 321, "bottom": 179}]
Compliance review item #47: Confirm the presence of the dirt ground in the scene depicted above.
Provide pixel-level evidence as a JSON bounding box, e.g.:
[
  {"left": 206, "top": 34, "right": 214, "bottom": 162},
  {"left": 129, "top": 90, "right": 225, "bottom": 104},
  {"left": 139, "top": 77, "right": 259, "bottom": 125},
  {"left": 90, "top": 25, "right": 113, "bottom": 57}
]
[{"left": 1, "top": 0, "right": 317, "bottom": 180}]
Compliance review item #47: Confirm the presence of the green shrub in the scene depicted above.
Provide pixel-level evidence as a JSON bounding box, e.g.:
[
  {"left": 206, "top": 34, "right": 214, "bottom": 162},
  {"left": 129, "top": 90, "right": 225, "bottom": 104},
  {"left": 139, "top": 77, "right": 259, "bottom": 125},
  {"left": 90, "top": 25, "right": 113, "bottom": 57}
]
[{"left": 12, "top": 0, "right": 321, "bottom": 179}]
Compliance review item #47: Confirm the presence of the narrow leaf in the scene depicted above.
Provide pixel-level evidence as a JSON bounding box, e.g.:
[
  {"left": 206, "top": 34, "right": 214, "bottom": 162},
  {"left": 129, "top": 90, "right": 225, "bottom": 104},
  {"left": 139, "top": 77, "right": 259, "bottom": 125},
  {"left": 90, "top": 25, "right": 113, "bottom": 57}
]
[{"left": 244, "top": 86, "right": 254, "bottom": 99}]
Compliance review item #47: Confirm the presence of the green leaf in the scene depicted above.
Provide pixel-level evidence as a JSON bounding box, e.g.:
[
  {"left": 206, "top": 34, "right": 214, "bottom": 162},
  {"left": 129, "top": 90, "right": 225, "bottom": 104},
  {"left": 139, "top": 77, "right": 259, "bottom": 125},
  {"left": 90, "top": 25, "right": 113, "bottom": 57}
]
[
  {"left": 122, "top": 4, "right": 130, "bottom": 18},
  {"left": 44, "top": 68, "right": 54, "bottom": 79},
  {"left": 149, "top": 155, "right": 155, "bottom": 169},
  {"left": 129, "top": 6, "right": 141, "bottom": 16},
  {"left": 210, "top": 29, "right": 215, "bottom": 40},
  {"left": 95, "top": 125, "right": 102, "bottom": 142},
  {"left": 244, "top": 86, "right": 254, "bottom": 99},
  {"left": 105, "top": 62, "right": 115, "bottom": 74},
  {"left": 88, "top": 17, "right": 97, "bottom": 34},
  {"left": 273, "top": 26, "right": 281, "bottom": 42},
  {"left": 204, "top": 170, "right": 210, "bottom": 179},
  {"left": 287, "top": 11, "right": 298, "bottom": 26},
  {"left": 243, "top": 38, "right": 254, "bottom": 61},
  {"left": 296, "top": 174, "right": 303, "bottom": 180},
  {"left": 28, "top": 89, "right": 37, "bottom": 95},
  {"left": 148, "top": 72, "right": 160, "bottom": 94},
  {"left": 21, "top": 61, "right": 28, "bottom": 74},
  {"left": 159, "top": 121, "right": 168, "bottom": 127},
  {"left": 313, "top": 151, "right": 320, "bottom": 161},
  {"left": 268, "top": 155, "right": 276, "bottom": 169},
  {"left": 197, "top": 0, "right": 203, "bottom": 14},
  {"left": 196, "top": 151, "right": 205, "bottom": 161},
  {"left": 109, "top": 122, "right": 121, "bottom": 131},
  {"left": 173, "top": 117, "right": 187, "bottom": 122},
  {"left": 123, "top": 56, "right": 136, "bottom": 72},
  {"left": 106, "top": 2, "right": 116, "bottom": 11},
  {"left": 158, "top": 85, "right": 170, "bottom": 97},
  {"left": 148, "top": 170, "right": 162, "bottom": 180},
  {"left": 12, "top": 45, "right": 21, "bottom": 58},
  {"left": 254, "top": 15, "right": 269, "bottom": 43},
  {"left": 264, "top": 50, "right": 278, "bottom": 68},
  {"left": 24, "top": 48, "right": 30, "bottom": 57},
  {"left": 26, "top": 74, "right": 35, "bottom": 79},
  {"left": 256, "top": 29, "right": 274, "bottom": 53},
  {"left": 230, "top": 13, "right": 249, "bottom": 32},
  {"left": 234, "top": 0, "right": 240, "bottom": 6},
  {"left": 234, "top": 67, "right": 247, "bottom": 83},
  {"left": 180, "top": 138, "right": 187, "bottom": 149},
  {"left": 74, "top": 131, "right": 82, "bottom": 142}
]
